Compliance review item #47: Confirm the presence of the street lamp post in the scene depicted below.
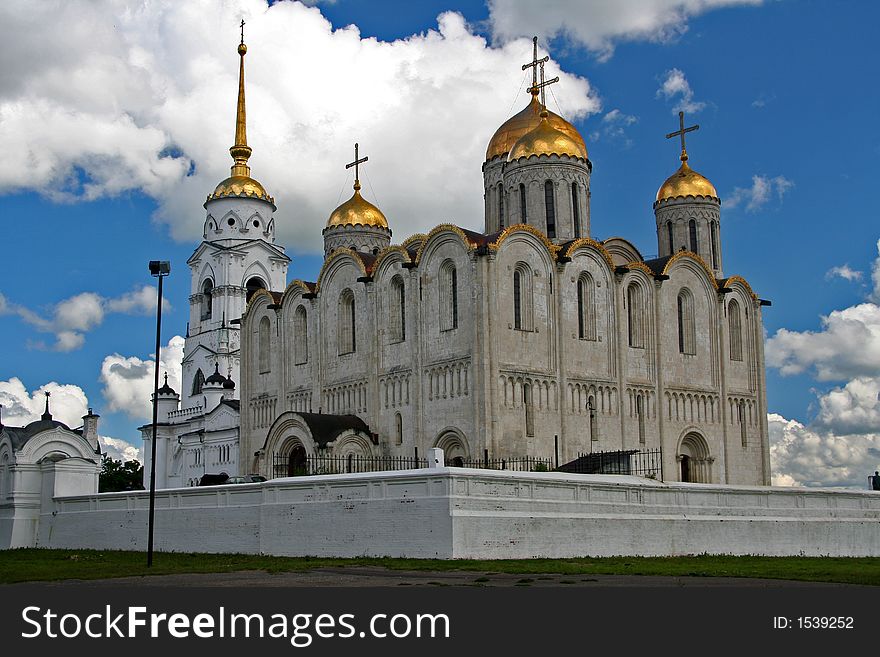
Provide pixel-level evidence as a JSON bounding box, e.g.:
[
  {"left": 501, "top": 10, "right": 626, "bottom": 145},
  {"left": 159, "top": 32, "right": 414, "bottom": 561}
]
[{"left": 147, "top": 260, "right": 170, "bottom": 567}]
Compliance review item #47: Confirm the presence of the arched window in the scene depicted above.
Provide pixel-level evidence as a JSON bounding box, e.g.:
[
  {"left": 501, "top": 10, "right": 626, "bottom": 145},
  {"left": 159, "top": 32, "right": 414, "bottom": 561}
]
[
  {"left": 192, "top": 368, "right": 205, "bottom": 396},
  {"left": 739, "top": 401, "right": 747, "bottom": 447},
  {"left": 626, "top": 283, "right": 644, "bottom": 348},
  {"left": 688, "top": 219, "right": 698, "bottom": 252},
  {"left": 246, "top": 276, "right": 266, "bottom": 303},
  {"left": 201, "top": 280, "right": 213, "bottom": 320},
  {"left": 519, "top": 183, "right": 527, "bottom": 223},
  {"left": 571, "top": 183, "right": 581, "bottom": 239},
  {"left": 728, "top": 299, "right": 743, "bottom": 361},
  {"left": 523, "top": 382, "right": 534, "bottom": 437},
  {"left": 637, "top": 394, "right": 645, "bottom": 444},
  {"left": 338, "top": 290, "right": 356, "bottom": 354},
  {"left": 710, "top": 220, "right": 719, "bottom": 270},
  {"left": 513, "top": 264, "right": 534, "bottom": 331},
  {"left": 544, "top": 180, "right": 556, "bottom": 238},
  {"left": 667, "top": 221, "right": 675, "bottom": 253},
  {"left": 677, "top": 288, "right": 696, "bottom": 355},
  {"left": 390, "top": 276, "right": 406, "bottom": 342},
  {"left": 440, "top": 260, "right": 458, "bottom": 331},
  {"left": 497, "top": 182, "right": 504, "bottom": 228},
  {"left": 395, "top": 413, "right": 403, "bottom": 446},
  {"left": 258, "top": 316, "right": 271, "bottom": 373},
  {"left": 577, "top": 273, "right": 597, "bottom": 340},
  {"left": 294, "top": 305, "right": 308, "bottom": 365}
]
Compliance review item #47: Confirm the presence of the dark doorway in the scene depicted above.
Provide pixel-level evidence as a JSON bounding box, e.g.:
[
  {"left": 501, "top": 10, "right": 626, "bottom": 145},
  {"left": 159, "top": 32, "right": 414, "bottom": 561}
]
[
  {"left": 246, "top": 277, "right": 267, "bottom": 302},
  {"left": 287, "top": 445, "right": 307, "bottom": 476},
  {"left": 680, "top": 455, "right": 691, "bottom": 482}
]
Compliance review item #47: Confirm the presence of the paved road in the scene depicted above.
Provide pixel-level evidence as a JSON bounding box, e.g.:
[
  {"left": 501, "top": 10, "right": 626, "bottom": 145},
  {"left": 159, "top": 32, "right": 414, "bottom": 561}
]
[{"left": 5, "top": 567, "right": 863, "bottom": 588}]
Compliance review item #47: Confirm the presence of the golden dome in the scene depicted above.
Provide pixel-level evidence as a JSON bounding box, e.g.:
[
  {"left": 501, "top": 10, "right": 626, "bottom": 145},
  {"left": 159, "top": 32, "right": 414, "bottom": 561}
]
[
  {"left": 507, "top": 110, "right": 588, "bottom": 161},
  {"left": 486, "top": 94, "right": 587, "bottom": 161},
  {"left": 208, "top": 175, "right": 274, "bottom": 204},
  {"left": 326, "top": 182, "right": 389, "bottom": 229},
  {"left": 656, "top": 159, "right": 718, "bottom": 203}
]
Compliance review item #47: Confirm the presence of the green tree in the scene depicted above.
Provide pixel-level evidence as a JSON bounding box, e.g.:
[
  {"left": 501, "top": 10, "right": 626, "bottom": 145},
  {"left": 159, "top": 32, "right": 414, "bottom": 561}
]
[{"left": 99, "top": 456, "right": 144, "bottom": 492}]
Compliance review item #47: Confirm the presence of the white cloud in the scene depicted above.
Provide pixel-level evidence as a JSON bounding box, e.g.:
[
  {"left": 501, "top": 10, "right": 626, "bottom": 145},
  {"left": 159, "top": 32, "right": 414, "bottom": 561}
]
[
  {"left": 826, "top": 264, "right": 863, "bottom": 283},
  {"left": 592, "top": 108, "right": 638, "bottom": 146},
  {"left": 657, "top": 68, "right": 705, "bottom": 114},
  {"left": 0, "top": 285, "right": 169, "bottom": 351},
  {"left": 724, "top": 174, "right": 793, "bottom": 212},
  {"left": 101, "top": 435, "right": 143, "bottom": 463},
  {"left": 488, "top": 0, "right": 762, "bottom": 60},
  {"left": 100, "top": 335, "right": 185, "bottom": 420},
  {"left": 0, "top": 1, "right": 600, "bottom": 254}
]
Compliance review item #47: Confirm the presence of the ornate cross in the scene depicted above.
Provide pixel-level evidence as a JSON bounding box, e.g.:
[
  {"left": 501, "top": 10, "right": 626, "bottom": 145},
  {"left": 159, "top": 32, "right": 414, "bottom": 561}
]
[
  {"left": 240, "top": 19, "right": 245, "bottom": 44},
  {"left": 345, "top": 142, "right": 368, "bottom": 184},
  {"left": 666, "top": 111, "right": 699, "bottom": 159},
  {"left": 522, "top": 36, "right": 549, "bottom": 96},
  {"left": 531, "top": 61, "right": 559, "bottom": 108}
]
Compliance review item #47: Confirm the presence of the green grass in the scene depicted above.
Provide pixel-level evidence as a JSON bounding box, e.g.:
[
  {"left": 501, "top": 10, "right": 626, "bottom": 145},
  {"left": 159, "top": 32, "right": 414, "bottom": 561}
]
[{"left": 0, "top": 549, "right": 878, "bottom": 585}]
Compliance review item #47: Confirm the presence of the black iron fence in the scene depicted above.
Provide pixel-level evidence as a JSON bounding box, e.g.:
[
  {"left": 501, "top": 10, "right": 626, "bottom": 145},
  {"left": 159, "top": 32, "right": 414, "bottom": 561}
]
[
  {"left": 273, "top": 448, "right": 661, "bottom": 479},
  {"left": 557, "top": 448, "right": 663, "bottom": 479}
]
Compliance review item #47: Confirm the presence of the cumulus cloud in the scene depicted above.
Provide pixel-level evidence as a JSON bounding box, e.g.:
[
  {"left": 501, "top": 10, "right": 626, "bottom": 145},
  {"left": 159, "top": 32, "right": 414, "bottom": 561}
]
[
  {"left": 100, "top": 335, "right": 185, "bottom": 420},
  {"left": 769, "top": 413, "right": 880, "bottom": 489},
  {"left": 826, "top": 264, "right": 863, "bottom": 283},
  {"left": 591, "top": 108, "right": 638, "bottom": 146},
  {"left": 0, "top": 1, "right": 600, "bottom": 254},
  {"left": 0, "top": 285, "right": 169, "bottom": 351},
  {"left": 488, "top": 0, "right": 762, "bottom": 60},
  {"left": 724, "top": 174, "right": 793, "bottom": 212},
  {"left": 657, "top": 68, "right": 705, "bottom": 114},
  {"left": 101, "top": 435, "right": 143, "bottom": 463}
]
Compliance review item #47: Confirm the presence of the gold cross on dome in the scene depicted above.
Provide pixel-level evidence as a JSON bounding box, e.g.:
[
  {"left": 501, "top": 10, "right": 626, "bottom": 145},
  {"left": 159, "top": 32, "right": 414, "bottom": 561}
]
[
  {"left": 345, "top": 142, "right": 369, "bottom": 185},
  {"left": 522, "top": 36, "right": 549, "bottom": 96},
  {"left": 531, "top": 61, "right": 559, "bottom": 108},
  {"left": 666, "top": 111, "right": 699, "bottom": 160}
]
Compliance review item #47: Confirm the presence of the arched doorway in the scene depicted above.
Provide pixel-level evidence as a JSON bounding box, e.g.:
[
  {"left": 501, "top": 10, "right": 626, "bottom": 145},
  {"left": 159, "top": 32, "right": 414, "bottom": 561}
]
[
  {"left": 677, "top": 432, "right": 712, "bottom": 483},
  {"left": 434, "top": 430, "right": 469, "bottom": 465},
  {"left": 287, "top": 444, "right": 307, "bottom": 476},
  {"left": 246, "top": 276, "right": 267, "bottom": 302}
]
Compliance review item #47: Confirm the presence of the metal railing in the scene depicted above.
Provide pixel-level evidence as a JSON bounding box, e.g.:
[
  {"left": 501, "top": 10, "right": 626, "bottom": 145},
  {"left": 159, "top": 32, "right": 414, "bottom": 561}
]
[{"left": 557, "top": 448, "right": 663, "bottom": 479}]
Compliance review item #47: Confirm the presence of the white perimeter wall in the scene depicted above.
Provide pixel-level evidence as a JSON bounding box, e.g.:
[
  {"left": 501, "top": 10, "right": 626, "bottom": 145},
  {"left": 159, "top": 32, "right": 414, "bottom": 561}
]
[{"left": 34, "top": 469, "right": 880, "bottom": 558}]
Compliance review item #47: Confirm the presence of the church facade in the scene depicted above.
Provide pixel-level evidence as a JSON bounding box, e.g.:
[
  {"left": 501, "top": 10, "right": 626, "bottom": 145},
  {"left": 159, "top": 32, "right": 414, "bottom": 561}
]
[{"left": 148, "top": 34, "right": 771, "bottom": 489}]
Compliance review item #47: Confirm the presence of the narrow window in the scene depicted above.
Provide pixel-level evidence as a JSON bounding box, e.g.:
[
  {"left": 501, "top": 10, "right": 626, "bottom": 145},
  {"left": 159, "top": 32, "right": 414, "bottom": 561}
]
[
  {"left": 192, "top": 368, "right": 205, "bottom": 396},
  {"left": 338, "top": 290, "right": 356, "bottom": 354},
  {"left": 440, "top": 261, "right": 458, "bottom": 331},
  {"left": 399, "top": 279, "right": 406, "bottom": 341},
  {"left": 544, "top": 180, "right": 556, "bottom": 238},
  {"left": 688, "top": 219, "right": 698, "bottom": 253},
  {"left": 729, "top": 299, "right": 743, "bottom": 361},
  {"left": 524, "top": 382, "right": 534, "bottom": 437},
  {"left": 294, "top": 306, "right": 308, "bottom": 365},
  {"left": 513, "top": 270, "right": 522, "bottom": 329},
  {"left": 451, "top": 268, "right": 458, "bottom": 329},
  {"left": 677, "top": 289, "right": 695, "bottom": 355},
  {"left": 577, "top": 273, "right": 597, "bottom": 340},
  {"left": 627, "top": 283, "right": 644, "bottom": 348},
  {"left": 667, "top": 221, "right": 675, "bottom": 254},
  {"left": 390, "top": 276, "right": 405, "bottom": 342},
  {"left": 497, "top": 182, "right": 504, "bottom": 228},
  {"left": 519, "top": 183, "right": 527, "bottom": 223},
  {"left": 201, "top": 280, "right": 213, "bottom": 320},
  {"left": 395, "top": 413, "right": 403, "bottom": 446},
  {"left": 588, "top": 395, "right": 597, "bottom": 442},
  {"left": 739, "top": 401, "right": 747, "bottom": 447},
  {"left": 258, "top": 316, "right": 271, "bottom": 373},
  {"left": 710, "top": 220, "right": 719, "bottom": 269},
  {"left": 571, "top": 183, "right": 580, "bottom": 239}
]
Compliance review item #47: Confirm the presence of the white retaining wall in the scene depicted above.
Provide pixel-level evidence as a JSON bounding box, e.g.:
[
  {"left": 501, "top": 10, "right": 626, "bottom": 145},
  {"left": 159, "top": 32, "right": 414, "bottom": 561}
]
[{"left": 35, "top": 468, "right": 880, "bottom": 558}]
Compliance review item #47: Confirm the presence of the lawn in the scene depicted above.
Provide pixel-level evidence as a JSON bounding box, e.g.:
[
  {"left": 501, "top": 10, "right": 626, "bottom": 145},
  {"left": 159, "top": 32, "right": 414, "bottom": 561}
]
[{"left": 1, "top": 549, "right": 878, "bottom": 585}]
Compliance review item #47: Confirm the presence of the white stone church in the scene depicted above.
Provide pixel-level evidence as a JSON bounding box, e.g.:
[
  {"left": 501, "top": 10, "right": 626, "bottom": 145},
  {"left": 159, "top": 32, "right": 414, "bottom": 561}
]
[{"left": 143, "top": 35, "right": 770, "bottom": 490}]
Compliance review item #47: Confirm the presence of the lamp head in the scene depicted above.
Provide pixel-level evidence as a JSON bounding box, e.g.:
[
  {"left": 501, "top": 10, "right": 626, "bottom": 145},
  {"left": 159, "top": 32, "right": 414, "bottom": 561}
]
[{"left": 149, "top": 261, "right": 171, "bottom": 276}]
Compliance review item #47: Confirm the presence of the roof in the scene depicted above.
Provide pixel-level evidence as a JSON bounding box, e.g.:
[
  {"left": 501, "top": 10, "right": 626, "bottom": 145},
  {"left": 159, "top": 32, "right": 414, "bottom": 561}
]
[
  {"left": 0, "top": 417, "right": 80, "bottom": 451},
  {"left": 297, "top": 412, "right": 373, "bottom": 448}
]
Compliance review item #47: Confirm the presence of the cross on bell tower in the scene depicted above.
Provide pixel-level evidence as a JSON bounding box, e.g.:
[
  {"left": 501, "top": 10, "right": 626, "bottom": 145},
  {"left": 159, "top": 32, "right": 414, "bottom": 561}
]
[{"left": 666, "top": 111, "right": 699, "bottom": 162}]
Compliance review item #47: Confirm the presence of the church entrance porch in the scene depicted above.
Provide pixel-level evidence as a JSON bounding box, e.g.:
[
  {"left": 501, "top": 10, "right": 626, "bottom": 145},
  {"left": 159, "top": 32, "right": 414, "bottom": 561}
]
[{"left": 677, "top": 432, "right": 713, "bottom": 483}]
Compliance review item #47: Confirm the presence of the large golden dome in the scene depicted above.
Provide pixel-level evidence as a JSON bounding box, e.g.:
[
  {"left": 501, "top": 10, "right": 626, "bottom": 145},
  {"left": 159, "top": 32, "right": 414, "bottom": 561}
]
[
  {"left": 656, "top": 159, "right": 718, "bottom": 203},
  {"left": 208, "top": 175, "right": 274, "bottom": 204},
  {"left": 326, "top": 182, "right": 389, "bottom": 229},
  {"left": 486, "top": 94, "right": 586, "bottom": 161},
  {"left": 508, "top": 111, "right": 588, "bottom": 161}
]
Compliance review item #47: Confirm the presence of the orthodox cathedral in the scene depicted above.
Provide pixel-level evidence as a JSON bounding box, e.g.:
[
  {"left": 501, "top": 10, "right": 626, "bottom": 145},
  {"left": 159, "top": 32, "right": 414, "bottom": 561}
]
[{"left": 142, "top": 34, "right": 770, "bottom": 489}]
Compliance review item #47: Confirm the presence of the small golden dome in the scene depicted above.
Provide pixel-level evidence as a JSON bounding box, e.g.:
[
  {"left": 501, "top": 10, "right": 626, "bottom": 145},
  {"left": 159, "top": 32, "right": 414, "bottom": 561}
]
[
  {"left": 208, "top": 175, "right": 274, "bottom": 204},
  {"left": 507, "top": 111, "right": 588, "bottom": 162},
  {"left": 327, "top": 183, "right": 389, "bottom": 229},
  {"left": 656, "top": 160, "right": 718, "bottom": 203},
  {"left": 486, "top": 94, "right": 586, "bottom": 161}
]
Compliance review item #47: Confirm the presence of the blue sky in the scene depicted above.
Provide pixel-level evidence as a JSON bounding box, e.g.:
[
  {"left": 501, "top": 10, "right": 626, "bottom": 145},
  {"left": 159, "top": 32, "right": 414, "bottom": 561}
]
[{"left": 1, "top": 0, "right": 878, "bottom": 486}]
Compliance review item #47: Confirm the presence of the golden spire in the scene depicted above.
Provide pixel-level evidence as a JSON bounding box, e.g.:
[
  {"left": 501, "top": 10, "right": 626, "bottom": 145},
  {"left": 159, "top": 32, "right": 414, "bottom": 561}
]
[{"left": 229, "top": 19, "right": 252, "bottom": 177}]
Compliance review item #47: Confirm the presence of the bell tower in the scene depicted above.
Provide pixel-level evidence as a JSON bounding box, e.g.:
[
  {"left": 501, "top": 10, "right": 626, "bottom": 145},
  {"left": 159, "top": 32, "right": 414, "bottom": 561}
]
[{"left": 181, "top": 24, "right": 290, "bottom": 409}]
